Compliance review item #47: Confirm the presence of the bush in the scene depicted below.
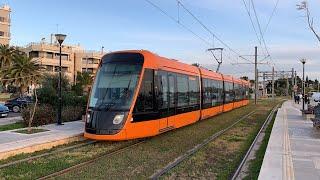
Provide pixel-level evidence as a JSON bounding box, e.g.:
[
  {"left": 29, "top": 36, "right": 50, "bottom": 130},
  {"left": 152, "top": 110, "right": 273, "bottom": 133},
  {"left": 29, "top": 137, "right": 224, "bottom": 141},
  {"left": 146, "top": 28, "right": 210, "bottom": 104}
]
[
  {"left": 21, "top": 104, "right": 84, "bottom": 127},
  {"left": 62, "top": 106, "right": 83, "bottom": 122},
  {"left": 37, "top": 86, "right": 57, "bottom": 106},
  {"left": 21, "top": 104, "right": 55, "bottom": 127}
]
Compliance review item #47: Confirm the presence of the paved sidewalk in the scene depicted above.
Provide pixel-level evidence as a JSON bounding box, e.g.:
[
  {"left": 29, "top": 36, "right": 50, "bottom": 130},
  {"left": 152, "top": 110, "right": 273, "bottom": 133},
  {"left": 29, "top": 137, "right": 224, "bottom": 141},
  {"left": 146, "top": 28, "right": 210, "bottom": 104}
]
[
  {"left": 0, "top": 116, "right": 23, "bottom": 126},
  {"left": 0, "top": 121, "right": 85, "bottom": 160},
  {"left": 259, "top": 100, "right": 320, "bottom": 180}
]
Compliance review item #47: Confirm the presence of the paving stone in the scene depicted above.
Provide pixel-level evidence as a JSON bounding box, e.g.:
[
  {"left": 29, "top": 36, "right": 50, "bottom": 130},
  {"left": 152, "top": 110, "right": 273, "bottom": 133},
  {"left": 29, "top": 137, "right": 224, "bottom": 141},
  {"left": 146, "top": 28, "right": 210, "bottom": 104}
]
[
  {"left": 259, "top": 100, "right": 320, "bottom": 180},
  {"left": 0, "top": 121, "right": 85, "bottom": 160}
]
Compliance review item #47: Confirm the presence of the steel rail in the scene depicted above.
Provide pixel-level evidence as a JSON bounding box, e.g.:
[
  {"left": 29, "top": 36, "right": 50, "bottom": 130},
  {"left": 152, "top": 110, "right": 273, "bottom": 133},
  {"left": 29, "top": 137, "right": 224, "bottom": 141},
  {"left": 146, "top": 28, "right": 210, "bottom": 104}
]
[
  {"left": 150, "top": 110, "right": 256, "bottom": 179},
  {"left": 37, "top": 140, "right": 146, "bottom": 180},
  {"left": 231, "top": 104, "right": 280, "bottom": 180},
  {"left": 0, "top": 140, "right": 97, "bottom": 169}
]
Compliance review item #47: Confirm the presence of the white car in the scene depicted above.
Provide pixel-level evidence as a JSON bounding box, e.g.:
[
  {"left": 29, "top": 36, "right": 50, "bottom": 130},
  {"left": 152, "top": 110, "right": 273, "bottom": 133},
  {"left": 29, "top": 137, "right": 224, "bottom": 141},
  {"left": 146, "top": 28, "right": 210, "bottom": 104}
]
[{"left": 310, "top": 92, "right": 320, "bottom": 107}]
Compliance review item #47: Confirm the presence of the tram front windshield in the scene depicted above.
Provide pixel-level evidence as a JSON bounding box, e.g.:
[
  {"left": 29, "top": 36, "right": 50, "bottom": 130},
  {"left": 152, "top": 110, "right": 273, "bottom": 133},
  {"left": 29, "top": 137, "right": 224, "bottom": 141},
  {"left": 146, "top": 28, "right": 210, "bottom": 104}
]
[{"left": 89, "top": 56, "right": 143, "bottom": 111}]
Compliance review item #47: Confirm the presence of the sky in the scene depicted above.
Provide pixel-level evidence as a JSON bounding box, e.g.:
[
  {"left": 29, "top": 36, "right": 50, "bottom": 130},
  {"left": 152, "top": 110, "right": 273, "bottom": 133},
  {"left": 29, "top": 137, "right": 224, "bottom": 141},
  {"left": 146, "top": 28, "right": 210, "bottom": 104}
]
[{"left": 3, "top": 0, "right": 320, "bottom": 79}]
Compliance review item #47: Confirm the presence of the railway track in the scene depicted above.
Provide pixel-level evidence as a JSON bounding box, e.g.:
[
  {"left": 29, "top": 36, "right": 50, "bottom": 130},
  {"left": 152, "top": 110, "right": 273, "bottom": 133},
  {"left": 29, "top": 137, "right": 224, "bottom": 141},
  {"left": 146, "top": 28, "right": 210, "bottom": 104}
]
[
  {"left": 37, "top": 139, "right": 146, "bottom": 180},
  {"left": 0, "top": 140, "right": 97, "bottom": 169},
  {"left": 150, "top": 110, "right": 256, "bottom": 179},
  {"left": 231, "top": 104, "right": 279, "bottom": 180}
]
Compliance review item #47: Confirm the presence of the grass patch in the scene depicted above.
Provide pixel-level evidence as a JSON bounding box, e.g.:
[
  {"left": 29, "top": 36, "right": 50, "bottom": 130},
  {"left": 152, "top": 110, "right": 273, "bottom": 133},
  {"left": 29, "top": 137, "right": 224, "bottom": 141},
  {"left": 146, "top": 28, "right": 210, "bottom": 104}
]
[
  {"left": 0, "top": 122, "right": 24, "bottom": 131},
  {"left": 163, "top": 100, "right": 282, "bottom": 179},
  {"left": 14, "top": 128, "right": 49, "bottom": 134},
  {"left": 243, "top": 110, "right": 277, "bottom": 180},
  {"left": 0, "top": 140, "right": 133, "bottom": 179}
]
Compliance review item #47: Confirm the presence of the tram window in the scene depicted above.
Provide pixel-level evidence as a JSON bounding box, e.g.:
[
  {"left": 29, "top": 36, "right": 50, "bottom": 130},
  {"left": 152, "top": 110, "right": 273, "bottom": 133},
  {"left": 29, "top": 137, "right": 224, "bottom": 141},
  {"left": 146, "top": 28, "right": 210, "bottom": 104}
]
[
  {"left": 134, "top": 69, "right": 155, "bottom": 113},
  {"left": 168, "top": 73, "right": 176, "bottom": 115},
  {"left": 212, "top": 80, "right": 221, "bottom": 106},
  {"left": 202, "top": 79, "right": 211, "bottom": 108},
  {"left": 224, "top": 82, "right": 235, "bottom": 103},
  {"left": 234, "top": 84, "right": 241, "bottom": 101},
  {"left": 177, "top": 75, "right": 189, "bottom": 108},
  {"left": 202, "top": 78, "right": 222, "bottom": 108},
  {"left": 157, "top": 71, "right": 169, "bottom": 116},
  {"left": 217, "top": 80, "right": 224, "bottom": 104},
  {"left": 189, "top": 76, "right": 200, "bottom": 111}
]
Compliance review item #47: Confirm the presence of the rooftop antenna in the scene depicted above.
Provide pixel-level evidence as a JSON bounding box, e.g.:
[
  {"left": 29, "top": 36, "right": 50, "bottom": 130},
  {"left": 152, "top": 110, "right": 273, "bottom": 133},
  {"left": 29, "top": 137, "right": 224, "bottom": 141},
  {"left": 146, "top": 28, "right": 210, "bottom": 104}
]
[{"left": 207, "top": 47, "right": 223, "bottom": 72}]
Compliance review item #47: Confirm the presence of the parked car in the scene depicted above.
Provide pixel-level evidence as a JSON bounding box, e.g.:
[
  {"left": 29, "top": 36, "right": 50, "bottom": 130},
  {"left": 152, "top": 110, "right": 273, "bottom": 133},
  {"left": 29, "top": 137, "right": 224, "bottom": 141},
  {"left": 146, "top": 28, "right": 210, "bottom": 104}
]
[
  {"left": 5, "top": 96, "right": 33, "bottom": 113},
  {"left": 0, "top": 104, "right": 9, "bottom": 118},
  {"left": 310, "top": 92, "right": 320, "bottom": 107}
]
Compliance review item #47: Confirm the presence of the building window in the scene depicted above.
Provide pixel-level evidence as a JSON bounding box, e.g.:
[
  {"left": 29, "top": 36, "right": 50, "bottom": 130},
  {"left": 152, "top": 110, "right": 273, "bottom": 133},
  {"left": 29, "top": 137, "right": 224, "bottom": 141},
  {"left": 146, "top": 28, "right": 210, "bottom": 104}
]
[
  {"left": 29, "top": 51, "right": 39, "bottom": 58},
  {"left": 82, "top": 68, "right": 94, "bottom": 73},
  {"left": 62, "top": 67, "right": 68, "bottom": 73},
  {"left": 55, "top": 53, "right": 68, "bottom": 60},
  {"left": 46, "top": 65, "right": 53, "bottom": 71},
  {"left": 0, "top": 31, "right": 4, "bottom": 37},
  {"left": 54, "top": 66, "right": 68, "bottom": 73},
  {"left": 46, "top": 52, "right": 54, "bottom": 59},
  {"left": 0, "top": 17, "right": 5, "bottom": 22}
]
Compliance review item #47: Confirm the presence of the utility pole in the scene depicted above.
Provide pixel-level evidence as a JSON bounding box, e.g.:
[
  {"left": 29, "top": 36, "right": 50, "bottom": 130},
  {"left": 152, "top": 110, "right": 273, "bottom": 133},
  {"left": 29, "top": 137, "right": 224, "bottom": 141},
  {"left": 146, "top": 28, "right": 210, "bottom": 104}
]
[
  {"left": 272, "top": 66, "right": 275, "bottom": 100},
  {"left": 295, "top": 71, "right": 297, "bottom": 87},
  {"left": 291, "top": 68, "right": 294, "bottom": 98},
  {"left": 286, "top": 75, "right": 289, "bottom": 97},
  {"left": 254, "top": 46, "right": 258, "bottom": 104},
  {"left": 263, "top": 73, "right": 266, "bottom": 96}
]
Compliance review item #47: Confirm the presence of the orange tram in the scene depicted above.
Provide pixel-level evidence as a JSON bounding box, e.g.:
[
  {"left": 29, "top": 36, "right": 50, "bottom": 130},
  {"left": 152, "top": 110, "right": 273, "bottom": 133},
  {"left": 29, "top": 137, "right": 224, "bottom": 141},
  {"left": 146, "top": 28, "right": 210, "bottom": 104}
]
[{"left": 84, "top": 50, "right": 249, "bottom": 141}]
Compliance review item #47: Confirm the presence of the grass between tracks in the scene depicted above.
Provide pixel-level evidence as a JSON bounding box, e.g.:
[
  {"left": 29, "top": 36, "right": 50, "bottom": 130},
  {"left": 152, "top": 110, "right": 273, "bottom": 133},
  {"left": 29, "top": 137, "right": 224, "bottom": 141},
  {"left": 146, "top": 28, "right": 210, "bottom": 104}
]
[
  {"left": 0, "top": 99, "right": 280, "bottom": 179},
  {"left": 163, "top": 100, "right": 281, "bottom": 179},
  {"left": 242, "top": 110, "right": 277, "bottom": 180}
]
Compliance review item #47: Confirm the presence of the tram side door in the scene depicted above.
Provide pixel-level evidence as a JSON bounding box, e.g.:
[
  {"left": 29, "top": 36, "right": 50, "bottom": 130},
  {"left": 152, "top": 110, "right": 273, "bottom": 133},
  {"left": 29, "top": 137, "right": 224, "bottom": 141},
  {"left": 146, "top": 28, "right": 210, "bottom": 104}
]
[
  {"left": 158, "top": 71, "right": 169, "bottom": 130},
  {"left": 167, "top": 73, "right": 176, "bottom": 128}
]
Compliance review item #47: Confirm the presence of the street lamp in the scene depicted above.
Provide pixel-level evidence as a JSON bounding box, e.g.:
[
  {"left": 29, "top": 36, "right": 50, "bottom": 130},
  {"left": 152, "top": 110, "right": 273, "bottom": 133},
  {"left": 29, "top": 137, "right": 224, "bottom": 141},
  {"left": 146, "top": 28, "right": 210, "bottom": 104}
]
[
  {"left": 300, "top": 58, "right": 306, "bottom": 111},
  {"left": 55, "top": 34, "right": 66, "bottom": 125}
]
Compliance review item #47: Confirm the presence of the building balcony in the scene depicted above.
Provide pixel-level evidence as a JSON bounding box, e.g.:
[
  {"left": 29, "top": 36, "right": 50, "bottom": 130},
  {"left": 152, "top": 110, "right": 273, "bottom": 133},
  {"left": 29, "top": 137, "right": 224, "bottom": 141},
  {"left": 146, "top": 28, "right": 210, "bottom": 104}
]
[
  {"left": 81, "top": 63, "right": 99, "bottom": 69},
  {"left": 35, "top": 57, "right": 73, "bottom": 67}
]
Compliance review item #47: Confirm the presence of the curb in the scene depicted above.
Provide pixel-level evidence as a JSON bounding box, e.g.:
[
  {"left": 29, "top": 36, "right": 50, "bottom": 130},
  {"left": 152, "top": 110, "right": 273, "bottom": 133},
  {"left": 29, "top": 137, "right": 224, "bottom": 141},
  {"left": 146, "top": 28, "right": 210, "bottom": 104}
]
[{"left": 0, "top": 134, "right": 85, "bottom": 160}]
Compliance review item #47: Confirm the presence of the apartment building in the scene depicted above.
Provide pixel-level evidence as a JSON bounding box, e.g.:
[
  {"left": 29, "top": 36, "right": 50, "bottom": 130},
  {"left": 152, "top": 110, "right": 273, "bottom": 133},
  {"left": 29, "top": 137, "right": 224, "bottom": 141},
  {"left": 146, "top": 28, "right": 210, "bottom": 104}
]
[
  {"left": 0, "top": 5, "right": 10, "bottom": 45},
  {"left": 23, "top": 40, "right": 104, "bottom": 83}
]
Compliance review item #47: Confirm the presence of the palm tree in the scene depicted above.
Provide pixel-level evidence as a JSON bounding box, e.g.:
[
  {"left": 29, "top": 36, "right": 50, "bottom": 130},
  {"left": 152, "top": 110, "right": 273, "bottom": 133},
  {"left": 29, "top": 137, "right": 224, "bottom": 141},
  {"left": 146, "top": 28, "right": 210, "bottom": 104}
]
[
  {"left": 1, "top": 55, "right": 43, "bottom": 132},
  {"left": 76, "top": 71, "right": 94, "bottom": 93},
  {"left": 2, "top": 55, "right": 42, "bottom": 94},
  {"left": 0, "top": 44, "right": 16, "bottom": 68}
]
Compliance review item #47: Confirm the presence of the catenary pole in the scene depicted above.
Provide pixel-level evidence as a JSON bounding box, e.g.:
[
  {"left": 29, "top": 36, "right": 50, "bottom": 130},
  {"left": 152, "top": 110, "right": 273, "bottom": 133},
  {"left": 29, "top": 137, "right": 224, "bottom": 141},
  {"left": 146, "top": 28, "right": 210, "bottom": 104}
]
[{"left": 255, "top": 46, "right": 258, "bottom": 104}]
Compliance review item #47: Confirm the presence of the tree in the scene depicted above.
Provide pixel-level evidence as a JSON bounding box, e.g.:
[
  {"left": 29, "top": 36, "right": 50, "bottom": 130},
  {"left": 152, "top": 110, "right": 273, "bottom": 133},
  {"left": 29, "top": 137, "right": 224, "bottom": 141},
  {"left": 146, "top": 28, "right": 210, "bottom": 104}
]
[
  {"left": 191, "top": 63, "right": 200, "bottom": 67},
  {"left": 75, "top": 71, "right": 94, "bottom": 93},
  {"left": 297, "top": 1, "right": 320, "bottom": 43},
  {"left": 1, "top": 55, "right": 42, "bottom": 94},
  {"left": 41, "top": 73, "right": 71, "bottom": 92},
  {"left": 1, "top": 55, "right": 43, "bottom": 132},
  {"left": 240, "top": 76, "right": 249, "bottom": 81},
  {"left": 0, "top": 44, "right": 16, "bottom": 68}
]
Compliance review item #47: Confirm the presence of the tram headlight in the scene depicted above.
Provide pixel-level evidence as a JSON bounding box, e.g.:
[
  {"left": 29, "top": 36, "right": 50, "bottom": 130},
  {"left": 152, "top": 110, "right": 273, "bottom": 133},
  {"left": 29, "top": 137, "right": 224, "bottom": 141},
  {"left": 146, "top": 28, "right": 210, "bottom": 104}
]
[
  {"left": 86, "top": 113, "right": 91, "bottom": 123},
  {"left": 113, "top": 114, "right": 124, "bottom": 125}
]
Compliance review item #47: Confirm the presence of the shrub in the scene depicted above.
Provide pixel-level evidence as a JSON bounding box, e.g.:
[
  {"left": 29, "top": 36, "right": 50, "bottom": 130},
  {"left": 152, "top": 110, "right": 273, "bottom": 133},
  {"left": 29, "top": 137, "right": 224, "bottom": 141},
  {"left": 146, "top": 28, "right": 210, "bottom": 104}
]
[
  {"left": 37, "top": 86, "right": 57, "bottom": 106},
  {"left": 21, "top": 104, "right": 55, "bottom": 127},
  {"left": 21, "top": 104, "right": 84, "bottom": 127},
  {"left": 62, "top": 106, "right": 84, "bottom": 122}
]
